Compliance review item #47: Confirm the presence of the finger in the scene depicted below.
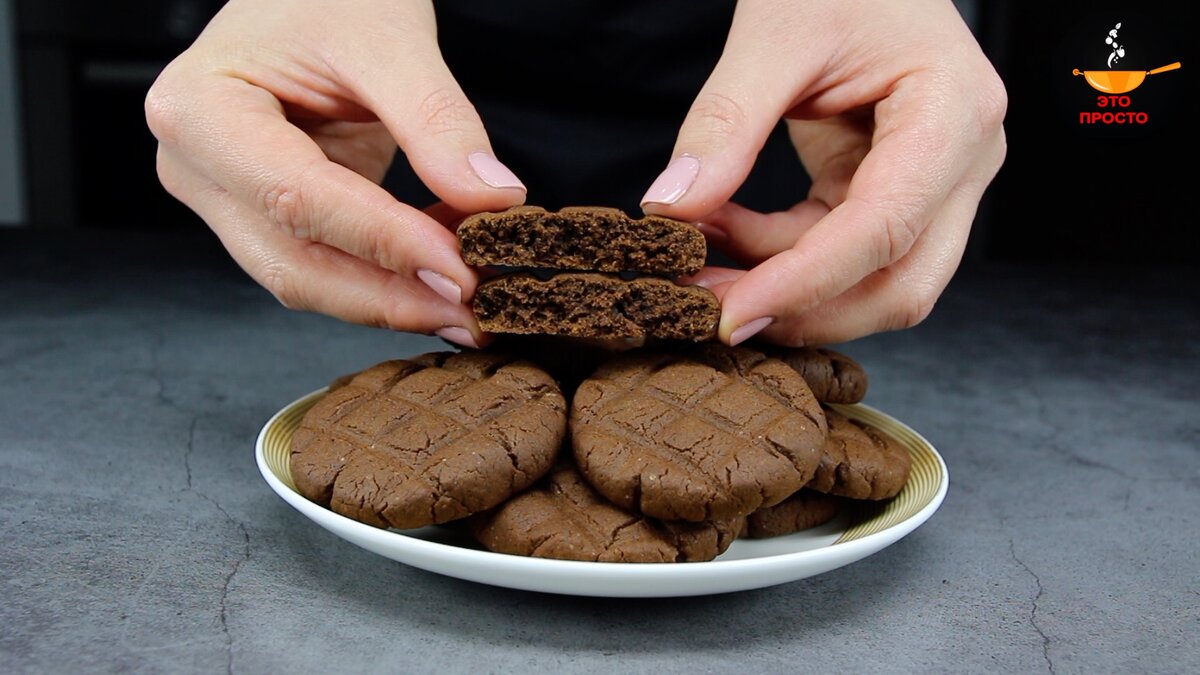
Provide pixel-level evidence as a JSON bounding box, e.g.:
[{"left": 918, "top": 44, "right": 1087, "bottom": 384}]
[
  {"left": 156, "top": 147, "right": 488, "bottom": 348},
  {"left": 302, "top": 119, "right": 397, "bottom": 184},
  {"left": 149, "top": 73, "right": 480, "bottom": 305},
  {"left": 717, "top": 71, "right": 994, "bottom": 344},
  {"left": 755, "top": 174, "right": 987, "bottom": 346},
  {"left": 328, "top": 6, "right": 527, "bottom": 211},
  {"left": 695, "top": 115, "right": 872, "bottom": 266},
  {"left": 699, "top": 201, "right": 829, "bottom": 267},
  {"left": 640, "top": 3, "right": 825, "bottom": 220},
  {"left": 786, "top": 114, "right": 872, "bottom": 209},
  {"left": 681, "top": 265, "right": 745, "bottom": 292},
  {"left": 423, "top": 201, "right": 471, "bottom": 231},
  {"left": 697, "top": 114, "right": 872, "bottom": 265}
]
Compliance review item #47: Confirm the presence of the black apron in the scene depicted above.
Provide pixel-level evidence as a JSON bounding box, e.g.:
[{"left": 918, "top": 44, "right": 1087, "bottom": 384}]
[{"left": 384, "top": 0, "right": 809, "bottom": 218}]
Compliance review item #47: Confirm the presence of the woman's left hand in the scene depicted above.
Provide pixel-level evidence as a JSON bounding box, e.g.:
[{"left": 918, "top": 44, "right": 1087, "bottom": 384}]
[{"left": 641, "top": 0, "right": 1007, "bottom": 346}]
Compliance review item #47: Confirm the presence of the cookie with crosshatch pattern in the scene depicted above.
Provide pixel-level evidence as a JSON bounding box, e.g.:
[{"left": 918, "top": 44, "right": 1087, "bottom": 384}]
[
  {"left": 754, "top": 345, "right": 868, "bottom": 404},
  {"left": 570, "top": 344, "right": 829, "bottom": 522},
  {"left": 470, "top": 462, "right": 742, "bottom": 563},
  {"left": 289, "top": 352, "right": 566, "bottom": 529},
  {"left": 807, "top": 406, "right": 911, "bottom": 500}
]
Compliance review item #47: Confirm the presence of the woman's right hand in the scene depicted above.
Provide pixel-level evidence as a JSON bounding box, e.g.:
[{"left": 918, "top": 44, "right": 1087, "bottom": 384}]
[{"left": 146, "top": 0, "right": 526, "bottom": 348}]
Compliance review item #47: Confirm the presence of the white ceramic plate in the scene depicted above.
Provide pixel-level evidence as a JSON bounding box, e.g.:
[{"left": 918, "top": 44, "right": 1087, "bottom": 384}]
[{"left": 257, "top": 389, "right": 948, "bottom": 597}]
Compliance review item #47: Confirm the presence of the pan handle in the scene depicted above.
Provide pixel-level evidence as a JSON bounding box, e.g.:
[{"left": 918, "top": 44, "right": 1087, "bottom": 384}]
[{"left": 1148, "top": 62, "right": 1181, "bottom": 75}]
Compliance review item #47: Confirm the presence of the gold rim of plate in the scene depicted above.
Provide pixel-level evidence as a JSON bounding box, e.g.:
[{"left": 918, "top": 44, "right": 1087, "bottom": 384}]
[{"left": 261, "top": 392, "right": 944, "bottom": 549}]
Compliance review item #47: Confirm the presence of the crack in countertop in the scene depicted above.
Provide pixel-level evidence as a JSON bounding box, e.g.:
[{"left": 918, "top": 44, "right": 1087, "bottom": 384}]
[{"left": 1009, "top": 537, "right": 1054, "bottom": 674}]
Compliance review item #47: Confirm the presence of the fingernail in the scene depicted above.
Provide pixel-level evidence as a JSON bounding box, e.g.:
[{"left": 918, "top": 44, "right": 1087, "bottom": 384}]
[
  {"left": 417, "top": 268, "right": 462, "bottom": 305},
  {"left": 641, "top": 154, "right": 700, "bottom": 206},
  {"left": 694, "top": 222, "right": 728, "bottom": 244},
  {"left": 435, "top": 326, "right": 480, "bottom": 349},
  {"left": 729, "top": 316, "right": 773, "bottom": 346},
  {"left": 468, "top": 152, "right": 526, "bottom": 191}
]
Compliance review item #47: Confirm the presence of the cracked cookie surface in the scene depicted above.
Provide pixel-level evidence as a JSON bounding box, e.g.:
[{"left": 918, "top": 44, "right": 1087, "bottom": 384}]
[
  {"left": 289, "top": 352, "right": 566, "bottom": 529},
  {"left": 470, "top": 462, "right": 741, "bottom": 562},
  {"left": 808, "top": 406, "right": 911, "bottom": 500},
  {"left": 754, "top": 345, "right": 868, "bottom": 404},
  {"left": 570, "top": 345, "right": 828, "bottom": 522}
]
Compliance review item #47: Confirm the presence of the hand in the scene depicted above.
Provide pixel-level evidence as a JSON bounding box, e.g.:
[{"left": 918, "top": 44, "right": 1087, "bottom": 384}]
[
  {"left": 145, "top": 0, "right": 527, "bottom": 348},
  {"left": 641, "top": 0, "right": 1007, "bottom": 346}
]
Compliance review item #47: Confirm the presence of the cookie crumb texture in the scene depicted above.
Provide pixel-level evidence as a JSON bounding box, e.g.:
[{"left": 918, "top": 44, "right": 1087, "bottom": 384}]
[
  {"left": 458, "top": 206, "right": 706, "bottom": 276},
  {"left": 289, "top": 352, "right": 566, "bottom": 529},
  {"left": 474, "top": 272, "right": 719, "bottom": 341},
  {"left": 471, "top": 464, "right": 741, "bottom": 563},
  {"left": 808, "top": 406, "right": 911, "bottom": 500},
  {"left": 571, "top": 345, "right": 829, "bottom": 522}
]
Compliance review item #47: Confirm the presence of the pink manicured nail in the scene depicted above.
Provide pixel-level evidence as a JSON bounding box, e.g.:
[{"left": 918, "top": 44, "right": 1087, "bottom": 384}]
[
  {"left": 729, "top": 316, "right": 773, "bottom": 346},
  {"left": 641, "top": 155, "right": 700, "bottom": 206},
  {"left": 435, "top": 326, "right": 480, "bottom": 349},
  {"left": 468, "top": 152, "right": 526, "bottom": 191},
  {"left": 417, "top": 268, "right": 462, "bottom": 305}
]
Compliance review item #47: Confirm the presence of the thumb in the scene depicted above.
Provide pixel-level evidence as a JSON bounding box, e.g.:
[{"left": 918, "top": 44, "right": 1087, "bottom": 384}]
[
  {"left": 641, "top": 3, "right": 821, "bottom": 221},
  {"left": 335, "top": 8, "right": 526, "bottom": 213}
]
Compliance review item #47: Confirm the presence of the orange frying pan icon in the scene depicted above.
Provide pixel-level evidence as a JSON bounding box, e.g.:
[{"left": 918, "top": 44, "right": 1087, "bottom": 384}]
[{"left": 1073, "top": 62, "right": 1181, "bottom": 93}]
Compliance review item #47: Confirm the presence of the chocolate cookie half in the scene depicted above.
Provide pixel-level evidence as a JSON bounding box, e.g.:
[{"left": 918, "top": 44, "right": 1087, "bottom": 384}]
[
  {"left": 755, "top": 345, "right": 868, "bottom": 404},
  {"left": 470, "top": 463, "right": 741, "bottom": 563},
  {"left": 458, "top": 205, "right": 706, "bottom": 276},
  {"left": 290, "top": 352, "right": 566, "bottom": 529},
  {"left": 474, "top": 272, "right": 719, "bottom": 341},
  {"left": 571, "top": 345, "right": 828, "bottom": 522},
  {"left": 807, "top": 406, "right": 911, "bottom": 500}
]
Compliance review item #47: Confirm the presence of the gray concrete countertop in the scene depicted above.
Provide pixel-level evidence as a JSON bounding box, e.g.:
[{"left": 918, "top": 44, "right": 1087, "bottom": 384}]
[{"left": 2, "top": 231, "right": 1197, "bottom": 673}]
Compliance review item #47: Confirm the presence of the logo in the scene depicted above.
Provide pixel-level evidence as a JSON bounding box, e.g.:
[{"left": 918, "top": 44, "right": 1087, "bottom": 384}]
[{"left": 1073, "top": 22, "right": 1180, "bottom": 125}]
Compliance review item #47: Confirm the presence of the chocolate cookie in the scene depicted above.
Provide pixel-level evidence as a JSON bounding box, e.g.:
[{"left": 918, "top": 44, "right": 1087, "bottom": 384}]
[
  {"left": 755, "top": 345, "right": 868, "bottom": 404},
  {"left": 487, "top": 334, "right": 644, "bottom": 398},
  {"left": 290, "top": 352, "right": 566, "bottom": 529},
  {"left": 742, "top": 490, "right": 842, "bottom": 538},
  {"left": 807, "top": 406, "right": 911, "bottom": 500},
  {"left": 457, "top": 205, "right": 706, "bottom": 276},
  {"left": 474, "top": 272, "right": 719, "bottom": 341},
  {"left": 470, "top": 463, "right": 741, "bottom": 563},
  {"left": 571, "top": 345, "right": 829, "bottom": 522}
]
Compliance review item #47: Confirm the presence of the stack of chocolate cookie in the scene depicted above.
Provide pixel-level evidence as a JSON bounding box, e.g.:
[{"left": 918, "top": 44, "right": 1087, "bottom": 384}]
[
  {"left": 736, "top": 345, "right": 910, "bottom": 538},
  {"left": 471, "top": 344, "right": 828, "bottom": 562},
  {"left": 289, "top": 204, "right": 909, "bottom": 563},
  {"left": 458, "top": 206, "right": 720, "bottom": 340},
  {"left": 290, "top": 343, "right": 913, "bottom": 563},
  {"left": 289, "top": 352, "right": 568, "bottom": 529}
]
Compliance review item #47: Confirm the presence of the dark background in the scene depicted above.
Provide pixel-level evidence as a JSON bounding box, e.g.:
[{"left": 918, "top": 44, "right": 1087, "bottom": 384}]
[{"left": 6, "top": 0, "right": 1193, "bottom": 266}]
